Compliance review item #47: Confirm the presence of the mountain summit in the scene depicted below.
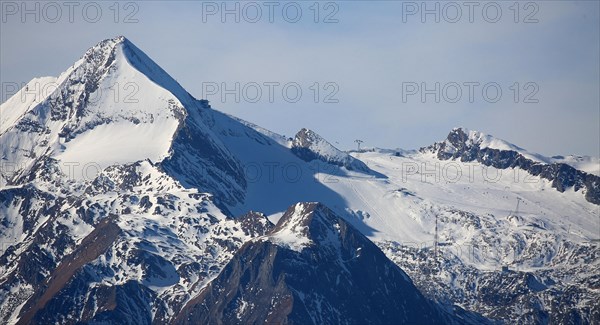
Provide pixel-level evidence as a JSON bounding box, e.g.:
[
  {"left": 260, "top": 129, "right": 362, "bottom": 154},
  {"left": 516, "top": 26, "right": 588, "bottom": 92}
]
[
  {"left": 0, "top": 36, "right": 246, "bottom": 206},
  {"left": 176, "top": 202, "right": 449, "bottom": 325},
  {"left": 423, "top": 127, "right": 600, "bottom": 204},
  {"left": 291, "top": 128, "right": 371, "bottom": 173}
]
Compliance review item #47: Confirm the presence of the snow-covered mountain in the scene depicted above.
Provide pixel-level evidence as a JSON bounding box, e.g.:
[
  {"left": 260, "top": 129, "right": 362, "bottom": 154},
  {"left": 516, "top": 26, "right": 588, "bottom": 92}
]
[
  {"left": 1, "top": 36, "right": 598, "bottom": 324},
  {"left": 0, "top": 36, "right": 245, "bottom": 207},
  {"left": 175, "top": 202, "right": 460, "bottom": 325},
  {"left": 422, "top": 127, "right": 600, "bottom": 204}
]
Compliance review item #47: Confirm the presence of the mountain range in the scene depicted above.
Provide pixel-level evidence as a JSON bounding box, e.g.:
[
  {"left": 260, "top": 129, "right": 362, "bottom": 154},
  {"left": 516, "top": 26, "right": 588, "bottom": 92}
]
[{"left": 1, "top": 36, "right": 598, "bottom": 324}]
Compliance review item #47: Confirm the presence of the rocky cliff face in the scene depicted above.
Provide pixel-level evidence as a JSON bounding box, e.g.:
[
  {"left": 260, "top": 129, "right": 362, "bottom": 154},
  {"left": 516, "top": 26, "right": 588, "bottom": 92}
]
[{"left": 176, "top": 202, "right": 451, "bottom": 325}]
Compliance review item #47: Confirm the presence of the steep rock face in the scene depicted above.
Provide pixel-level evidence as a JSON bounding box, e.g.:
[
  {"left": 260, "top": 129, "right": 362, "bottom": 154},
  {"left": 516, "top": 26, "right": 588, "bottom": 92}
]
[
  {"left": 422, "top": 128, "right": 600, "bottom": 204},
  {"left": 236, "top": 211, "right": 275, "bottom": 237},
  {"left": 160, "top": 103, "right": 247, "bottom": 209},
  {"left": 291, "top": 128, "right": 372, "bottom": 173},
  {"left": 18, "top": 216, "right": 121, "bottom": 324},
  {"left": 176, "top": 202, "right": 448, "bottom": 325}
]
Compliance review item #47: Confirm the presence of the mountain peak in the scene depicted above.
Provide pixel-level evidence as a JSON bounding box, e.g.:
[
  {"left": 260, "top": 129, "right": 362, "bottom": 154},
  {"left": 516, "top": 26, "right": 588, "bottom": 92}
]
[
  {"left": 265, "top": 202, "right": 349, "bottom": 252},
  {"left": 273, "top": 202, "right": 334, "bottom": 234},
  {"left": 450, "top": 126, "right": 469, "bottom": 133},
  {"left": 448, "top": 126, "right": 486, "bottom": 143},
  {"left": 114, "top": 35, "right": 127, "bottom": 42},
  {"left": 291, "top": 128, "right": 371, "bottom": 172},
  {"left": 447, "top": 127, "right": 492, "bottom": 147},
  {"left": 0, "top": 36, "right": 245, "bottom": 200},
  {"left": 89, "top": 35, "right": 127, "bottom": 48},
  {"left": 421, "top": 127, "right": 600, "bottom": 204},
  {"left": 433, "top": 127, "right": 548, "bottom": 163},
  {"left": 76, "top": 36, "right": 194, "bottom": 108},
  {"left": 177, "top": 201, "right": 448, "bottom": 324},
  {"left": 80, "top": 35, "right": 128, "bottom": 71}
]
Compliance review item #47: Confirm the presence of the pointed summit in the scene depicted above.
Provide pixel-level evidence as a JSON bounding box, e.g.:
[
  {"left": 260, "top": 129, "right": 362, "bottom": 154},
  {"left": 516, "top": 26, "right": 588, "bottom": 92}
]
[
  {"left": 176, "top": 201, "right": 448, "bottom": 324},
  {"left": 266, "top": 202, "right": 340, "bottom": 251},
  {"left": 77, "top": 36, "right": 120, "bottom": 74},
  {"left": 0, "top": 36, "right": 193, "bottom": 183},
  {"left": 291, "top": 128, "right": 371, "bottom": 172},
  {"left": 78, "top": 36, "right": 194, "bottom": 107},
  {"left": 0, "top": 36, "right": 246, "bottom": 207}
]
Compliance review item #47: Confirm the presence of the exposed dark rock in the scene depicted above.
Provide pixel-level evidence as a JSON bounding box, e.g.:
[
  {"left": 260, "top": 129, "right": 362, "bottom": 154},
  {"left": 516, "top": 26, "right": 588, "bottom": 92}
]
[
  {"left": 422, "top": 128, "right": 600, "bottom": 204},
  {"left": 176, "top": 202, "right": 450, "bottom": 325},
  {"left": 236, "top": 211, "right": 274, "bottom": 237},
  {"left": 18, "top": 216, "right": 121, "bottom": 324},
  {"left": 161, "top": 111, "right": 247, "bottom": 210}
]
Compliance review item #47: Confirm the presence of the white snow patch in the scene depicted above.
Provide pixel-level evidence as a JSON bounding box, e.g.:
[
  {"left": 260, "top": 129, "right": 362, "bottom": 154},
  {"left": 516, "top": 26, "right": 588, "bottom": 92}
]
[{"left": 54, "top": 120, "right": 177, "bottom": 180}]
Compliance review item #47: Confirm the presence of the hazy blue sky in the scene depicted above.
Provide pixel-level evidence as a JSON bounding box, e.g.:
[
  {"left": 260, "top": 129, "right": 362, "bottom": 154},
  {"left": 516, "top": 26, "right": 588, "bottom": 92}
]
[{"left": 1, "top": 1, "right": 599, "bottom": 157}]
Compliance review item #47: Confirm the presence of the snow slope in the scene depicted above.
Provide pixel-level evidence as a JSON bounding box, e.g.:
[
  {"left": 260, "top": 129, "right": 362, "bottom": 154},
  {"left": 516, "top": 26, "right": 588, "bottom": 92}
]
[
  {"left": 204, "top": 112, "right": 598, "bottom": 251},
  {"left": 0, "top": 37, "right": 187, "bottom": 183},
  {"left": 552, "top": 155, "right": 600, "bottom": 176},
  {"left": 1, "top": 77, "right": 57, "bottom": 135}
]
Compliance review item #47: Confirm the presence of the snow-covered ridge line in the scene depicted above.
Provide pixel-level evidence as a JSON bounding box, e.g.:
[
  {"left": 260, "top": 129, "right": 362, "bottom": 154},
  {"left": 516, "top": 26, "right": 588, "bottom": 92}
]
[
  {"left": 291, "top": 128, "right": 372, "bottom": 173},
  {"left": 429, "top": 127, "right": 599, "bottom": 174},
  {"left": 422, "top": 127, "right": 600, "bottom": 205},
  {"left": 446, "top": 127, "right": 552, "bottom": 163},
  {"left": 551, "top": 155, "right": 600, "bottom": 176}
]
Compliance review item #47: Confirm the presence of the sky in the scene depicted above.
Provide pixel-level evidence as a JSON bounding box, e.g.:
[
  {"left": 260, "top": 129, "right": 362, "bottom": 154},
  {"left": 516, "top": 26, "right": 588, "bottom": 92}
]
[{"left": 1, "top": 0, "right": 599, "bottom": 157}]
